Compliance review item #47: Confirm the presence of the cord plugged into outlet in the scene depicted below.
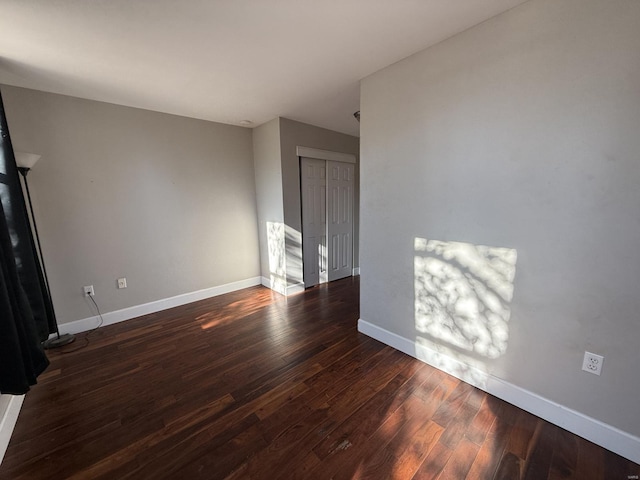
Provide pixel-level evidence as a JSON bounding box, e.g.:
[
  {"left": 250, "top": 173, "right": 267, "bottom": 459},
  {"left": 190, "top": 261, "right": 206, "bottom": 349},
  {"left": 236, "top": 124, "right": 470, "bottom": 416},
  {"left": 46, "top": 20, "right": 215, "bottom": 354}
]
[
  {"left": 582, "top": 351, "right": 604, "bottom": 376},
  {"left": 62, "top": 286, "right": 104, "bottom": 354}
]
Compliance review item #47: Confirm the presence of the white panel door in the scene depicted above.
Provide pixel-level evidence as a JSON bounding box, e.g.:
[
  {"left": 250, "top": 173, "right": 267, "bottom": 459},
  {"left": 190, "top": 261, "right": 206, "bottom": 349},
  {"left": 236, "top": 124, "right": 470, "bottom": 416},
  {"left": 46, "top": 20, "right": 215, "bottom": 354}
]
[
  {"left": 327, "top": 161, "right": 354, "bottom": 281},
  {"left": 300, "top": 158, "right": 327, "bottom": 288}
]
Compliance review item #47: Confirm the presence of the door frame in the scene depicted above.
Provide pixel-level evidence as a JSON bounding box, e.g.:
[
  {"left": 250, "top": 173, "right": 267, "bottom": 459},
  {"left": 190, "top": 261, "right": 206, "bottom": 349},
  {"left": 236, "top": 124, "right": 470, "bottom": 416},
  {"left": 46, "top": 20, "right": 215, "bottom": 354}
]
[{"left": 296, "top": 146, "right": 356, "bottom": 165}]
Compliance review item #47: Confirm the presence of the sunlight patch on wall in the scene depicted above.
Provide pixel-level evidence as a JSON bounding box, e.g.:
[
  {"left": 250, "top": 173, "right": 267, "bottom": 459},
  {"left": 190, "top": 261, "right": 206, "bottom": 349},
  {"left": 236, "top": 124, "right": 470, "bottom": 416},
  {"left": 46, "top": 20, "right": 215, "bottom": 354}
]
[
  {"left": 267, "top": 222, "right": 304, "bottom": 294},
  {"left": 267, "top": 221, "right": 286, "bottom": 295},
  {"left": 414, "top": 238, "right": 517, "bottom": 360}
]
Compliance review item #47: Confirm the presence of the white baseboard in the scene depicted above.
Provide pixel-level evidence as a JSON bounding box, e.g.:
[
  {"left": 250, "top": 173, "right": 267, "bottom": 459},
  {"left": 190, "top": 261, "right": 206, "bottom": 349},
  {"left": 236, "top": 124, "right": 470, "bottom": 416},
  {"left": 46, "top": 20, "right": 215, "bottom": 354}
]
[
  {"left": 285, "top": 282, "right": 305, "bottom": 296},
  {"left": 260, "top": 276, "right": 301, "bottom": 296},
  {"left": 352, "top": 267, "right": 360, "bottom": 276},
  {"left": 358, "top": 319, "right": 640, "bottom": 465},
  {"left": 0, "top": 394, "right": 24, "bottom": 465},
  {"left": 56, "top": 277, "right": 262, "bottom": 335}
]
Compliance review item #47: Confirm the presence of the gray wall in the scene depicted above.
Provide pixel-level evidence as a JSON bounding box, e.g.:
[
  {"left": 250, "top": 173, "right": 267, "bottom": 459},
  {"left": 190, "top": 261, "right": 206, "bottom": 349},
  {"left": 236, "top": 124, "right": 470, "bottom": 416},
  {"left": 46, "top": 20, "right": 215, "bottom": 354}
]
[
  {"left": 3, "top": 86, "right": 260, "bottom": 324},
  {"left": 360, "top": 0, "right": 640, "bottom": 438},
  {"left": 252, "top": 118, "right": 285, "bottom": 293},
  {"left": 279, "top": 117, "right": 360, "bottom": 288}
]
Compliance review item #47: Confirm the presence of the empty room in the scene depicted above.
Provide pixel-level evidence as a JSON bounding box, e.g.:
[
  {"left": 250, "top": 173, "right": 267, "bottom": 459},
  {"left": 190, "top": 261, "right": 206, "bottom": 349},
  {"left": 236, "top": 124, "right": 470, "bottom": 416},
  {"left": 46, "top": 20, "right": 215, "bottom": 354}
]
[{"left": 1, "top": 0, "right": 639, "bottom": 478}]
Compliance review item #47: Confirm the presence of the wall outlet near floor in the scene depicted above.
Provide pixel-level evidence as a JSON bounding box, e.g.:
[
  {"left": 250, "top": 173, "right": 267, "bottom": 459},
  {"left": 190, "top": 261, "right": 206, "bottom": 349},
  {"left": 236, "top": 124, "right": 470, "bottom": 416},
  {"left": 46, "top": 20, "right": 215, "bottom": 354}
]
[
  {"left": 582, "top": 351, "right": 604, "bottom": 376},
  {"left": 83, "top": 285, "right": 95, "bottom": 297},
  {"left": 117, "top": 277, "right": 127, "bottom": 289}
]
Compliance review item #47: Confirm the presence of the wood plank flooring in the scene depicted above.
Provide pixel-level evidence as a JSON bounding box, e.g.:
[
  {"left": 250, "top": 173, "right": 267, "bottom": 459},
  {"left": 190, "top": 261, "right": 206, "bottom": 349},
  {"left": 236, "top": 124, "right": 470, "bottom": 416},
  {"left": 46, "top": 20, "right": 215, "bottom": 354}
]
[{"left": 1, "top": 277, "right": 638, "bottom": 479}]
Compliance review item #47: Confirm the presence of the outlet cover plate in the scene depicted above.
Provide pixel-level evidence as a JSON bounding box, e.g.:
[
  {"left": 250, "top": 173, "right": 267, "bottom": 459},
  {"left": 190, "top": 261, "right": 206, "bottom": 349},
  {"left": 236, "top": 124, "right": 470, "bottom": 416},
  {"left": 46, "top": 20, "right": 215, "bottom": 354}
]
[{"left": 582, "top": 351, "right": 604, "bottom": 376}]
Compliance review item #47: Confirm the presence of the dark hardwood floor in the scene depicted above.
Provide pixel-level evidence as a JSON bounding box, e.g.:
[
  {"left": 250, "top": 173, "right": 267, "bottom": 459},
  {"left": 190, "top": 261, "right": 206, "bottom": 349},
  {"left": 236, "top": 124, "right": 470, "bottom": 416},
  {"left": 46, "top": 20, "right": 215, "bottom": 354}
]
[{"left": 1, "top": 277, "right": 638, "bottom": 479}]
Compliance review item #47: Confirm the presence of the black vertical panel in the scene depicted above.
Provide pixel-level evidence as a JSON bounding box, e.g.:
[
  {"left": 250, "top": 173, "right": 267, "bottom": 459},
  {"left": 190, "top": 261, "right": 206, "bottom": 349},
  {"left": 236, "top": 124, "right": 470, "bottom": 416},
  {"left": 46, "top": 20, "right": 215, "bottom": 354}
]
[{"left": 0, "top": 88, "right": 50, "bottom": 394}]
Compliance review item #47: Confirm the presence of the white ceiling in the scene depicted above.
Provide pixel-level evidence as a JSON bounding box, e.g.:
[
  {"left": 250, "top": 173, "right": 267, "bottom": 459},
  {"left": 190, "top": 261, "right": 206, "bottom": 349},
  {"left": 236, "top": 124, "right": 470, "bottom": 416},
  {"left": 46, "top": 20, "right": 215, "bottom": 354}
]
[{"left": 0, "top": 0, "right": 528, "bottom": 137}]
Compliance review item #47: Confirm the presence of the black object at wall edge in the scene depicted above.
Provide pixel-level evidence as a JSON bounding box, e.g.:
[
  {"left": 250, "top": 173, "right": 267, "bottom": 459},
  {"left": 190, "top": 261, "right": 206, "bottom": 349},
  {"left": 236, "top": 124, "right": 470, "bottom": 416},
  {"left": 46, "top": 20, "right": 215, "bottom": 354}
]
[{"left": 0, "top": 88, "right": 50, "bottom": 394}]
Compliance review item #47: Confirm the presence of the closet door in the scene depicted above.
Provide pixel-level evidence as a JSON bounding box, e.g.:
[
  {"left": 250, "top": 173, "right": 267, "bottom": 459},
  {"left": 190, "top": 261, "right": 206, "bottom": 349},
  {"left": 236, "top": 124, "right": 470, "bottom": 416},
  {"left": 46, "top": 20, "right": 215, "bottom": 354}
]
[
  {"left": 300, "top": 158, "right": 327, "bottom": 288},
  {"left": 327, "top": 161, "right": 354, "bottom": 281},
  {"left": 301, "top": 158, "right": 354, "bottom": 288}
]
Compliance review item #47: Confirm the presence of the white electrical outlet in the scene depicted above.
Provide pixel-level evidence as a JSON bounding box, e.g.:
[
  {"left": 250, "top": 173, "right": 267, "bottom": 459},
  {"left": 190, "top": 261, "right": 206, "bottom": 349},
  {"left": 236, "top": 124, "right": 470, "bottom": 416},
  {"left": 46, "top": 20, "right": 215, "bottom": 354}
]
[
  {"left": 83, "top": 285, "right": 95, "bottom": 296},
  {"left": 117, "top": 277, "right": 127, "bottom": 289},
  {"left": 582, "top": 351, "right": 604, "bottom": 376}
]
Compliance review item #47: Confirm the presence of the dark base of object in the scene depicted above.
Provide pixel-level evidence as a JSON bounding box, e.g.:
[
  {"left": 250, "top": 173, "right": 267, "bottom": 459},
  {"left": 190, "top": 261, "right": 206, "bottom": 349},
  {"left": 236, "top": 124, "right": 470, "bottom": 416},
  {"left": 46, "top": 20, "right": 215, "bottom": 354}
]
[{"left": 43, "top": 333, "right": 75, "bottom": 349}]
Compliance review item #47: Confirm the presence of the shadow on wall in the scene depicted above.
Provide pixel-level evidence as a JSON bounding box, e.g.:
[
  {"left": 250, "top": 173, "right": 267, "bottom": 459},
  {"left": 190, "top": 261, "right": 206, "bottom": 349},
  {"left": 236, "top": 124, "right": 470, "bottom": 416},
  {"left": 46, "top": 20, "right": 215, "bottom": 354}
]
[
  {"left": 267, "top": 221, "right": 303, "bottom": 295},
  {"left": 285, "top": 224, "right": 303, "bottom": 289},
  {"left": 414, "top": 237, "right": 517, "bottom": 387}
]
